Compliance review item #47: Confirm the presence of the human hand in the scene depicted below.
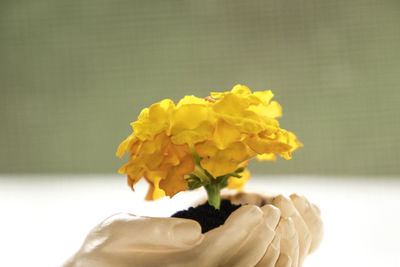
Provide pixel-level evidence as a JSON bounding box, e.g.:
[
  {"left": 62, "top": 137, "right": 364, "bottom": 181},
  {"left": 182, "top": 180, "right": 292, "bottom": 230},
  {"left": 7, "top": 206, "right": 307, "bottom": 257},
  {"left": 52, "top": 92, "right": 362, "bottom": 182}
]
[
  {"left": 222, "top": 191, "right": 323, "bottom": 267},
  {"left": 64, "top": 204, "right": 280, "bottom": 267}
]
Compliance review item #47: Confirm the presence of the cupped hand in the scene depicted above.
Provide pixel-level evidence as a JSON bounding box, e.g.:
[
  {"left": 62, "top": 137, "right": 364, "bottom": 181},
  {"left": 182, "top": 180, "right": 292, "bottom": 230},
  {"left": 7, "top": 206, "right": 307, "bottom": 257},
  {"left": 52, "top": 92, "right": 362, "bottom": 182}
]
[
  {"left": 64, "top": 204, "right": 280, "bottom": 267},
  {"left": 222, "top": 191, "right": 323, "bottom": 267},
  {"left": 64, "top": 191, "right": 322, "bottom": 267}
]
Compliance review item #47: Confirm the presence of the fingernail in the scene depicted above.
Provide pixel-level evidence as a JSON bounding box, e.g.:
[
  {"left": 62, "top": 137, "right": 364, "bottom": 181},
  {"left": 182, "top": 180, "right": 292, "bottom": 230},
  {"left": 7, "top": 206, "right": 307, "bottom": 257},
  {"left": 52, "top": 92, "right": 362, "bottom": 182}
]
[
  {"left": 273, "top": 195, "right": 296, "bottom": 217},
  {"left": 172, "top": 220, "right": 202, "bottom": 245}
]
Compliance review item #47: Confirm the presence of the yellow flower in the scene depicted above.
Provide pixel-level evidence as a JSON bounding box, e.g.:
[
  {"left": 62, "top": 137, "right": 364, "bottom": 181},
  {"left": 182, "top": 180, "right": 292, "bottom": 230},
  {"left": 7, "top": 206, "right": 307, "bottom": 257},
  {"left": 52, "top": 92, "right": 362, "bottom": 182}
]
[{"left": 117, "top": 84, "right": 302, "bottom": 202}]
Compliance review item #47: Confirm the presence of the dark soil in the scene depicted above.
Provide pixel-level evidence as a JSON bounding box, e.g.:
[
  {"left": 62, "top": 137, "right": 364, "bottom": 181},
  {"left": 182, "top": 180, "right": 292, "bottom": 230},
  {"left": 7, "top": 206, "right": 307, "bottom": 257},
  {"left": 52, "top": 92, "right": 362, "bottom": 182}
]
[{"left": 171, "top": 200, "right": 242, "bottom": 233}]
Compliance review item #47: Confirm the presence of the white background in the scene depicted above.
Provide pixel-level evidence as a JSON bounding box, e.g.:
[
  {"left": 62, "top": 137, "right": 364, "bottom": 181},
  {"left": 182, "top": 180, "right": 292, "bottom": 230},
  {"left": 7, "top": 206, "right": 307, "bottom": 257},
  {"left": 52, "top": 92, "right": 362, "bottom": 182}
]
[{"left": 1, "top": 175, "right": 399, "bottom": 267}]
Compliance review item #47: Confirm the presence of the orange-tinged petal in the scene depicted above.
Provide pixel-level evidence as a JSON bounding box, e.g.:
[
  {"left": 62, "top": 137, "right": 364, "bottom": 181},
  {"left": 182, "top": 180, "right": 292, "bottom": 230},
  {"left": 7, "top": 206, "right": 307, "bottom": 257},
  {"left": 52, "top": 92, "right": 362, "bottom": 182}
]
[
  {"left": 159, "top": 154, "right": 194, "bottom": 197},
  {"left": 127, "top": 174, "right": 141, "bottom": 190},
  {"left": 145, "top": 182, "right": 166, "bottom": 201},
  {"left": 195, "top": 140, "right": 219, "bottom": 158},
  {"left": 120, "top": 161, "right": 145, "bottom": 181},
  {"left": 145, "top": 170, "right": 166, "bottom": 200},
  {"left": 116, "top": 135, "right": 131, "bottom": 158},
  {"left": 116, "top": 135, "right": 141, "bottom": 157},
  {"left": 199, "top": 141, "right": 247, "bottom": 177},
  {"left": 144, "top": 153, "right": 165, "bottom": 170},
  {"left": 126, "top": 171, "right": 144, "bottom": 190},
  {"left": 177, "top": 153, "right": 196, "bottom": 175},
  {"left": 161, "top": 142, "right": 190, "bottom": 167}
]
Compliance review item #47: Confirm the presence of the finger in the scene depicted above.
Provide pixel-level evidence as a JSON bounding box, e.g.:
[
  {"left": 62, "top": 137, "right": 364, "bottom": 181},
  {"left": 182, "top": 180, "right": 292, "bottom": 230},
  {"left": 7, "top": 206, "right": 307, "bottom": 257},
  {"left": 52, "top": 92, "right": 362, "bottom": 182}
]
[
  {"left": 276, "top": 217, "right": 299, "bottom": 267},
  {"left": 290, "top": 194, "right": 323, "bottom": 254},
  {"left": 97, "top": 213, "right": 203, "bottom": 250},
  {"left": 261, "top": 204, "right": 281, "bottom": 227},
  {"left": 69, "top": 213, "right": 204, "bottom": 267},
  {"left": 272, "top": 195, "right": 311, "bottom": 266},
  {"left": 197, "top": 205, "right": 265, "bottom": 266},
  {"left": 275, "top": 254, "right": 292, "bottom": 267},
  {"left": 312, "top": 203, "right": 321, "bottom": 215},
  {"left": 222, "top": 205, "right": 281, "bottom": 267},
  {"left": 83, "top": 213, "right": 205, "bottom": 267},
  {"left": 256, "top": 234, "right": 280, "bottom": 267}
]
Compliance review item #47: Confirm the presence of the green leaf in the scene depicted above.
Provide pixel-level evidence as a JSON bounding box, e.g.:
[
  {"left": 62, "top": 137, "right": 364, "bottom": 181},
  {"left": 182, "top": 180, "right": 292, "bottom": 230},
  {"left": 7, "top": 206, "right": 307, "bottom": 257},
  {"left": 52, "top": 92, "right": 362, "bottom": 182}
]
[
  {"left": 229, "top": 172, "right": 242, "bottom": 178},
  {"left": 234, "top": 167, "right": 245, "bottom": 173},
  {"left": 185, "top": 174, "right": 208, "bottom": 190},
  {"left": 185, "top": 166, "right": 247, "bottom": 191},
  {"left": 215, "top": 167, "right": 245, "bottom": 180}
]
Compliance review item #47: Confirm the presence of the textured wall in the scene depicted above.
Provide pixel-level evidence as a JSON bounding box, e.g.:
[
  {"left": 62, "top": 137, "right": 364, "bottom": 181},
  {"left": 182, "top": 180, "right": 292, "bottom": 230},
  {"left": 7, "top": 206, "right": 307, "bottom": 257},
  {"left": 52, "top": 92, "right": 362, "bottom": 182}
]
[{"left": 1, "top": 0, "right": 399, "bottom": 175}]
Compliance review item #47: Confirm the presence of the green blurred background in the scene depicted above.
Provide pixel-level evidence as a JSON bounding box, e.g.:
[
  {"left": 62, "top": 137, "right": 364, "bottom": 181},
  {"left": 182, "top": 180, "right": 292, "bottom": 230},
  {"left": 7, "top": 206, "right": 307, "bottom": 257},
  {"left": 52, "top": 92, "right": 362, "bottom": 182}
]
[{"left": 1, "top": 0, "right": 399, "bottom": 175}]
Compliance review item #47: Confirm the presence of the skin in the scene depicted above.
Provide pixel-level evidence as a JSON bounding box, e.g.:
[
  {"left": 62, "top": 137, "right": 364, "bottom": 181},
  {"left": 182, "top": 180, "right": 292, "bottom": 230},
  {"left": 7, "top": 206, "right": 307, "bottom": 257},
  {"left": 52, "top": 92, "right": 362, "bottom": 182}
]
[
  {"left": 64, "top": 192, "right": 323, "bottom": 267},
  {"left": 275, "top": 217, "right": 299, "bottom": 267},
  {"left": 289, "top": 194, "right": 323, "bottom": 254},
  {"left": 271, "top": 195, "right": 310, "bottom": 266},
  {"left": 222, "top": 191, "right": 323, "bottom": 267},
  {"left": 255, "top": 230, "right": 280, "bottom": 267}
]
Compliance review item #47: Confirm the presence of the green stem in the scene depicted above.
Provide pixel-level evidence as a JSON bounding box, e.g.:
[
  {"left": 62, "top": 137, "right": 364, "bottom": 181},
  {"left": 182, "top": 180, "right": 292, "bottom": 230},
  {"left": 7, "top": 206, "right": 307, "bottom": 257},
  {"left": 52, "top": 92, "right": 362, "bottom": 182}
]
[
  {"left": 189, "top": 145, "right": 201, "bottom": 166},
  {"left": 205, "top": 183, "right": 221, "bottom": 209},
  {"left": 193, "top": 165, "right": 210, "bottom": 183}
]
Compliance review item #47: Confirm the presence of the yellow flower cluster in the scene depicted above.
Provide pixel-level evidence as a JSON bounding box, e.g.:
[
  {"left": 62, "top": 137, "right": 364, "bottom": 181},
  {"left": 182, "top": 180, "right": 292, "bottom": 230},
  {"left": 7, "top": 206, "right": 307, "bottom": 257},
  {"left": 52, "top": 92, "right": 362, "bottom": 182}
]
[{"left": 117, "top": 85, "right": 302, "bottom": 200}]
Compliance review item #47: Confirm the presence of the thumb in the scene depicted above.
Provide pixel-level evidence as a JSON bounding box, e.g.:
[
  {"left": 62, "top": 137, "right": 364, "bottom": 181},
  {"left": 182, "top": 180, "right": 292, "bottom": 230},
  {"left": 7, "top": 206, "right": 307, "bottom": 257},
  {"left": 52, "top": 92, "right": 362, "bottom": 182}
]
[{"left": 97, "top": 213, "right": 203, "bottom": 250}]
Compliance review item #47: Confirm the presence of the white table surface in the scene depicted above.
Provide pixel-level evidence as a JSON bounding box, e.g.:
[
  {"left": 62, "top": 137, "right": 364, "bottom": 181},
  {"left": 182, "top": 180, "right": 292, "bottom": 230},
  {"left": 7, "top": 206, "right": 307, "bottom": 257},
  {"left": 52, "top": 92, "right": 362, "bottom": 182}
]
[{"left": 1, "top": 175, "right": 399, "bottom": 267}]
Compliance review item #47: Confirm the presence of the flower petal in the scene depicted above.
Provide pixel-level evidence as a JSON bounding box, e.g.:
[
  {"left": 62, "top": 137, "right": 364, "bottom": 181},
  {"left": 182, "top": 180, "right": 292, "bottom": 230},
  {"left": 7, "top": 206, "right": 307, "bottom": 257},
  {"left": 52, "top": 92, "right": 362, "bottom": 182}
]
[{"left": 228, "top": 169, "right": 250, "bottom": 191}]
